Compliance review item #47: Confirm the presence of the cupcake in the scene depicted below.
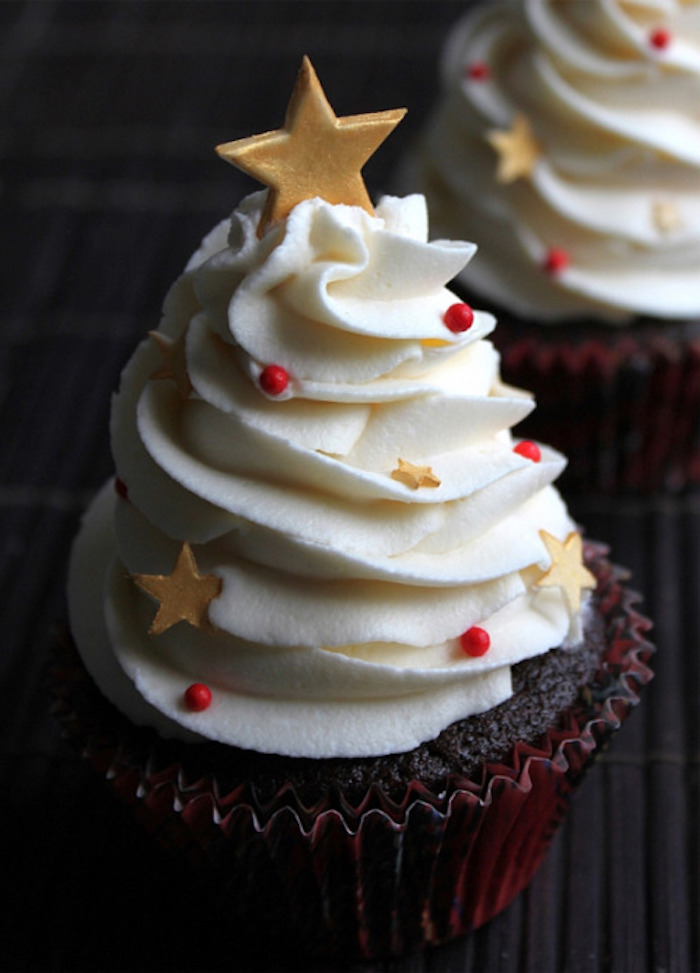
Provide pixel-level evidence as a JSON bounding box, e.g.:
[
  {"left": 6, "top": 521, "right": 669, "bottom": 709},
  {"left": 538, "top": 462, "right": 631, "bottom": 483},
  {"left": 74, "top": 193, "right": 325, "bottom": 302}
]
[
  {"left": 55, "top": 57, "right": 653, "bottom": 961},
  {"left": 404, "top": 0, "right": 700, "bottom": 493}
]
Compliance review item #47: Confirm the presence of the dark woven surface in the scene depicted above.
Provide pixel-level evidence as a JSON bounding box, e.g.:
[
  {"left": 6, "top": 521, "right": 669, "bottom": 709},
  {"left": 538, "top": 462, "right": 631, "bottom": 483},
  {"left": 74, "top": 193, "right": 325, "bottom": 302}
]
[{"left": 2, "top": 2, "right": 697, "bottom": 970}]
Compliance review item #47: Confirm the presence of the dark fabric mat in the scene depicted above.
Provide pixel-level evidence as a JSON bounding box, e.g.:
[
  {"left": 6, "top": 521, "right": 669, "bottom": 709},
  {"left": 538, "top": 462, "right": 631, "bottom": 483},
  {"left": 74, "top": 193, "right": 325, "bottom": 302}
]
[{"left": 1, "top": 2, "right": 697, "bottom": 970}]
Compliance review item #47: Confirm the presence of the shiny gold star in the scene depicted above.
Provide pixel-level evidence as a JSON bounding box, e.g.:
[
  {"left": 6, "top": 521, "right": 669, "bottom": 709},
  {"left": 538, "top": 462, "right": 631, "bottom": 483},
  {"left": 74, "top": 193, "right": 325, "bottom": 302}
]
[
  {"left": 486, "top": 113, "right": 541, "bottom": 183},
  {"left": 132, "top": 542, "right": 222, "bottom": 636},
  {"left": 391, "top": 458, "right": 441, "bottom": 490},
  {"left": 535, "top": 531, "right": 596, "bottom": 614},
  {"left": 149, "top": 329, "right": 193, "bottom": 400},
  {"left": 216, "top": 56, "right": 406, "bottom": 236}
]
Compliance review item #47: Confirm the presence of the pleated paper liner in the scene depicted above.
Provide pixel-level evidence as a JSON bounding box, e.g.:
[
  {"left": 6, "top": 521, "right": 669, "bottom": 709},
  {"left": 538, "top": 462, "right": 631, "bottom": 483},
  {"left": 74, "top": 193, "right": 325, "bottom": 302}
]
[
  {"left": 50, "top": 542, "right": 653, "bottom": 961},
  {"left": 490, "top": 316, "right": 700, "bottom": 495}
]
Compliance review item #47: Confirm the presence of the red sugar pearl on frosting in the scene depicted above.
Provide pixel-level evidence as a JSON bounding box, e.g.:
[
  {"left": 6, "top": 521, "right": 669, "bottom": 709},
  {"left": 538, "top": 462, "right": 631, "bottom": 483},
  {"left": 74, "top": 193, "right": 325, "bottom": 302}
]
[
  {"left": 466, "top": 61, "right": 490, "bottom": 81},
  {"left": 443, "top": 303, "right": 474, "bottom": 334},
  {"left": 513, "top": 440, "right": 541, "bottom": 462},
  {"left": 259, "top": 364, "right": 289, "bottom": 396},
  {"left": 650, "top": 27, "right": 672, "bottom": 50},
  {"left": 184, "top": 683, "right": 212, "bottom": 712},
  {"left": 543, "top": 247, "right": 570, "bottom": 275},
  {"left": 460, "top": 626, "right": 491, "bottom": 657}
]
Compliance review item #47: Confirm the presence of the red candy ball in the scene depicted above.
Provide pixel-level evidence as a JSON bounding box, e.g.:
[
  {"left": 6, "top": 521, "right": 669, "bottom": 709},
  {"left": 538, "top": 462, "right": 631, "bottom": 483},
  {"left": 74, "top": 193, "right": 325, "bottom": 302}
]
[
  {"left": 650, "top": 28, "right": 671, "bottom": 50},
  {"left": 184, "top": 683, "right": 212, "bottom": 712},
  {"left": 513, "top": 440, "right": 541, "bottom": 462},
  {"left": 443, "top": 303, "right": 475, "bottom": 334},
  {"left": 543, "top": 247, "right": 569, "bottom": 275},
  {"left": 460, "top": 626, "right": 491, "bottom": 657},
  {"left": 259, "top": 364, "right": 289, "bottom": 396},
  {"left": 466, "top": 61, "right": 490, "bottom": 81}
]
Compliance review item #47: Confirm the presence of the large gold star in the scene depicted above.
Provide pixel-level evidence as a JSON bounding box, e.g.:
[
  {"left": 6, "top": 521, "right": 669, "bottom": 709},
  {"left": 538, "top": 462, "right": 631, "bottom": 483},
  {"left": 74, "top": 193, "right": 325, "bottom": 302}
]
[
  {"left": 486, "top": 113, "right": 541, "bottom": 184},
  {"left": 216, "top": 56, "right": 406, "bottom": 236},
  {"left": 535, "top": 531, "right": 596, "bottom": 614},
  {"left": 391, "top": 458, "right": 441, "bottom": 490},
  {"left": 132, "top": 542, "right": 222, "bottom": 636}
]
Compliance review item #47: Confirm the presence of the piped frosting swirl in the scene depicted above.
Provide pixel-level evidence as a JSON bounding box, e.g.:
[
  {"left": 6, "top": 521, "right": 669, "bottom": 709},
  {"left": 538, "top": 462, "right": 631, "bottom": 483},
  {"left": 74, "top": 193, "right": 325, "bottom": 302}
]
[{"left": 69, "top": 191, "right": 588, "bottom": 758}]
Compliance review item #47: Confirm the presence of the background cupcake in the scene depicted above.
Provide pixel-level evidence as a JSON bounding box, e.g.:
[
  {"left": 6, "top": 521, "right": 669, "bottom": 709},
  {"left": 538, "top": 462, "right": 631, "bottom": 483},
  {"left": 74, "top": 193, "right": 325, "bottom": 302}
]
[
  {"left": 404, "top": 0, "right": 700, "bottom": 494},
  {"left": 57, "top": 56, "right": 653, "bottom": 961}
]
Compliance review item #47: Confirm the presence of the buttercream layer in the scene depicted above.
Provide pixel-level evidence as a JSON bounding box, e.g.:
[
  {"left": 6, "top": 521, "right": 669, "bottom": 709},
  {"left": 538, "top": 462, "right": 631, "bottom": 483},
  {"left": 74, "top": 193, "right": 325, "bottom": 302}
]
[
  {"left": 70, "top": 191, "right": 584, "bottom": 757},
  {"left": 70, "top": 483, "right": 579, "bottom": 757}
]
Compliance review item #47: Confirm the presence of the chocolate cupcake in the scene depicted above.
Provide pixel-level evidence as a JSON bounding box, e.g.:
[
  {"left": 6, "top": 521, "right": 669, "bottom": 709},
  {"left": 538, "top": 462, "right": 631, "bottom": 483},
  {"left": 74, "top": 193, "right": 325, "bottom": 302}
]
[
  {"left": 55, "top": 57, "right": 653, "bottom": 960},
  {"left": 403, "top": 0, "right": 700, "bottom": 493}
]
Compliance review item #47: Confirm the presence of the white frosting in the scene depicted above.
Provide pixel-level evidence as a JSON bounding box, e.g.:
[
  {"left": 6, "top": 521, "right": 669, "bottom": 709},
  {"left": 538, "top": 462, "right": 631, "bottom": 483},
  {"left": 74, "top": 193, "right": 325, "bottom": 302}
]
[
  {"left": 408, "top": 0, "right": 700, "bottom": 321},
  {"left": 68, "top": 191, "right": 583, "bottom": 758}
]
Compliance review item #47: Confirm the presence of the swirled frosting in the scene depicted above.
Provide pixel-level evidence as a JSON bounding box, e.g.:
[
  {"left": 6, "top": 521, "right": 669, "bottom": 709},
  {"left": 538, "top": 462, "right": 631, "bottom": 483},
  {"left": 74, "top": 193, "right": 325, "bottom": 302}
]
[
  {"left": 408, "top": 0, "right": 700, "bottom": 322},
  {"left": 68, "top": 190, "right": 586, "bottom": 758}
]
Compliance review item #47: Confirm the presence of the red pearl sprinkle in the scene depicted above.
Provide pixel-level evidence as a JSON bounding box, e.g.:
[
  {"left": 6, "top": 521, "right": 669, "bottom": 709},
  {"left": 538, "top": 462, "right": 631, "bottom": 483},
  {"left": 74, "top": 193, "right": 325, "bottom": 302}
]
[
  {"left": 466, "top": 61, "right": 490, "bottom": 81},
  {"left": 543, "top": 247, "right": 570, "bottom": 275},
  {"left": 649, "top": 27, "right": 672, "bottom": 50},
  {"left": 184, "top": 683, "right": 212, "bottom": 712},
  {"left": 443, "top": 303, "right": 475, "bottom": 334},
  {"left": 114, "top": 477, "right": 129, "bottom": 500},
  {"left": 259, "top": 364, "right": 289, "bottom": 396},
  {"left": 460, "top": 626, "right": 491, "bottom": 657},
  {"left": 513, "top": 440, "right": 541, "bottom": 462}
]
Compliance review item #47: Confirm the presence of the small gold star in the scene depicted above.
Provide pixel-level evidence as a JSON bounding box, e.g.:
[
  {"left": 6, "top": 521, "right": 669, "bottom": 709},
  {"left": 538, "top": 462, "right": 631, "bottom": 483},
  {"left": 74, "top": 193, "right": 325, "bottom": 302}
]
[
  {"left": 149, "top": 330, "right": 193, "bottom": 399},
  {"left": 132, "top": 542, "right": 222, "bottom": 636},
  {"left": 486, "top": 113, "right": 541, "bottom": 183},
  {"left": 391, "top": 458, "right": 441, "bottom": 490},
  {"left": 535, "top": 531, "right": 596, "bottom": 614},
  {"left": 216, "top": 56, "right": 406, "bottom": 236},
  {"left": 652, "top": 200, "right": 683, "bottom": 234}
]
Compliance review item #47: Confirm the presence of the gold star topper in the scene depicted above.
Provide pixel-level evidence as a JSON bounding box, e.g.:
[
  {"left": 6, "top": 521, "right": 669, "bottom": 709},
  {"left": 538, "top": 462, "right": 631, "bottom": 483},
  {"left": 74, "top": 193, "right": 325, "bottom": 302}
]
[
  {"left": 486, "top": 113, "right": 541, "bottom": 184},
  {"left": 535, "top": 530, "right": 596, "bottom": 614},
  {"left": 391, "top": 458, "right": 441, "bottom": 490},
  {"left": 132, "top": 542, "right": 222, "bottom": 636},
  {"left": 149, "top": 330, "right": 193, "bottom": 400},
  {"left": 216, "top": 56, "right": 406, "bottom": 236}
]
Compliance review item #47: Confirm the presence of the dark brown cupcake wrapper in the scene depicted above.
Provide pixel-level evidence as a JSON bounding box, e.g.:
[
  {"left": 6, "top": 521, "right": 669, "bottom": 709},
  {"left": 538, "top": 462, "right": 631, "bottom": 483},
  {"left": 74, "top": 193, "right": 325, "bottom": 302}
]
[{"left": 50, "top": 542, "right": 653, "bottom": 959}]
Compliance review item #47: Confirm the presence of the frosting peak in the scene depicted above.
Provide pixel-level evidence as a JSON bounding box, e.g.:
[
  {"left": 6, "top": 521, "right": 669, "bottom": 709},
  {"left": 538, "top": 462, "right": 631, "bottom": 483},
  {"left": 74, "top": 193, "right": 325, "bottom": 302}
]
[{"left": 225, "top": 193, "right": 476, "bottom": 390}]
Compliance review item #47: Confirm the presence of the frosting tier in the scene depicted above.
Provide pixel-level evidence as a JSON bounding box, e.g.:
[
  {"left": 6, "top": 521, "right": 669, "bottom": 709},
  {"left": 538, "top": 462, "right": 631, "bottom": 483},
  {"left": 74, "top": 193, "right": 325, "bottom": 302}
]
[
  {"left": 69, "top": 191, "right": 582, "bottom": 758},
  {"left": 411, "top": 0, "right": 700, "bottom": 322}
]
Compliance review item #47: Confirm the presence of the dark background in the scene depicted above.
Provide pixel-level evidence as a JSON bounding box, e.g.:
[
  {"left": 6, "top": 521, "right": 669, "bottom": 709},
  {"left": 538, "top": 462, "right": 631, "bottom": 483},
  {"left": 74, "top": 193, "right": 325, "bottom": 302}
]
[{"left": 2, "top": 2, "right": 698, "bottom": 970}]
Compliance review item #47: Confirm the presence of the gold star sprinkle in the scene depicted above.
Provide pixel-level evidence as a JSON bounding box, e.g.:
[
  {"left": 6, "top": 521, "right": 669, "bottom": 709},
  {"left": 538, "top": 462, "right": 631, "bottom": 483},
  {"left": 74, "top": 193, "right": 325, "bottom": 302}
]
[
  {"left": 652, "top": 200, "right": 683, "bottom": 234},
  {"left": 486, "top": 113, "right": 541, "bottom": 183},
  {"left": 149, "top": 330, "right": 193, "bottom": 400},
  {"left": 132, "top": 542, "right": 222, "bottom": 636},
  {"left": 535, "top": 531, "right": 596, "bottom": 614},
  {"left": 391, "top": 458, "right": 441, "bottom": 490},
  {"left": 216, "top": 56, "right": 406, "bottom": 236}
]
